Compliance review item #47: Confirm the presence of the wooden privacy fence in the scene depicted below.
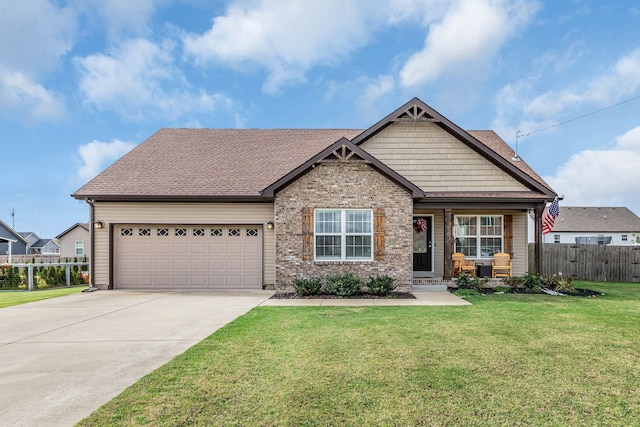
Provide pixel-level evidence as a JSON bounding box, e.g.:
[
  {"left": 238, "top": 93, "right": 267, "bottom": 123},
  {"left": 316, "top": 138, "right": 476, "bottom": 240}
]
[{"left": 528, "top": 243, "right": 640, "bottom": 282}]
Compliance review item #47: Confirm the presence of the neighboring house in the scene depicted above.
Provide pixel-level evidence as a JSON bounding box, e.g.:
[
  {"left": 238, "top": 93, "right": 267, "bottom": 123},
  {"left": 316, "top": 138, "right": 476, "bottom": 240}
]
[
  {"left": 18, "top": 231, "right": 60, "bottom": 255},
  {"left": 72, "top": 98, "right": 556, "bottom": 291},
  {"left": 543, "top": 207, "right": 640, "bottom": 245},
  {"left": 56, "top": 223, "right": 90, "bottom": 258},
  {"left": 0, "top": 220, "right": 28, "bottom": 259}
]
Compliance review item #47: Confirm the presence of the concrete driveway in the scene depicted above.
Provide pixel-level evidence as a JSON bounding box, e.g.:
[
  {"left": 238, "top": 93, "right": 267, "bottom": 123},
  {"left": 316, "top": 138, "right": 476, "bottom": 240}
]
[{"left": 0, "top": 290, "right": 274, "bottom": 427}]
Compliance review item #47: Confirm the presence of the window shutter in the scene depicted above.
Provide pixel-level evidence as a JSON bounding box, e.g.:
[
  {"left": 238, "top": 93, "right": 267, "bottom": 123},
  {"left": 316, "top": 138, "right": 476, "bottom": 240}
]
[
  {"left": 302, "top": 207, "right": 313, "bottom": 260},
  {"left": 374, "top": 208, "right": 385, "bottom": 260},
  {"left": 504, "top": 214, "right": 513, "bottom": 255}
]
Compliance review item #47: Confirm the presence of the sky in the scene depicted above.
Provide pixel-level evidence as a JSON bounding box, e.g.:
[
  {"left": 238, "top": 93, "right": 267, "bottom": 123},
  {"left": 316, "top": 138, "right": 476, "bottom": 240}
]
[{"left": 1, "top": 0, "right": 639, "bottom": 238}]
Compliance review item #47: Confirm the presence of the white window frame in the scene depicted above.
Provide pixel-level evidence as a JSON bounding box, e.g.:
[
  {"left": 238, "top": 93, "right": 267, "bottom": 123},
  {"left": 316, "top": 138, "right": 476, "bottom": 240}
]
[
  {"left": 75, "top": 241, "right": 84, "bottom": 256},
  {"left": 453, "top": 215, "right": 503, "bottom": 259},
  {"left": 621, "top": 234, "right": 628, "bottom": 242},
  {"left": 314, "top": 209, "right": 373, "bottom": 261}
]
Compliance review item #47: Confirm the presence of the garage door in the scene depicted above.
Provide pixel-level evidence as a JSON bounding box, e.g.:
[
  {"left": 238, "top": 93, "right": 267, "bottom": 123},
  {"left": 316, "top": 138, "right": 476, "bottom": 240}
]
[{"left": 115, "top": 225, "right": 262, "bottom": 289}]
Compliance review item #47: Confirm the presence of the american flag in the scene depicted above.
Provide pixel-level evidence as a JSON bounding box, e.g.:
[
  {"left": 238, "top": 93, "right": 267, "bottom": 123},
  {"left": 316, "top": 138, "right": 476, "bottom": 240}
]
[{"left": 542, "top": 197, "right": 560, "bottom": 234}]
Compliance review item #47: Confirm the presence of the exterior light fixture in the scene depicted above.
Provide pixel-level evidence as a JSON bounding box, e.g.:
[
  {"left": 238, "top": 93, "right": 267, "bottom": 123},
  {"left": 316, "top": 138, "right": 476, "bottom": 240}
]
[
  {"left": 93, "top": 221, "right": 104, "bottom": 230},
  {"left": 267, "top": 221, "right": 274, "bottom": 230}
]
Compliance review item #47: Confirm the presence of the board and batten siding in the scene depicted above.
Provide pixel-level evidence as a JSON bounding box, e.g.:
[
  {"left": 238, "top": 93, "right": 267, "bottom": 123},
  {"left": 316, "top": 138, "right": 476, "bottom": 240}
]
[
  {"left": 92, "top": 202, "right": 275, "bottom": 288},
  {"left": 363, "top": 122, "right": 529, "bottom": 192}
]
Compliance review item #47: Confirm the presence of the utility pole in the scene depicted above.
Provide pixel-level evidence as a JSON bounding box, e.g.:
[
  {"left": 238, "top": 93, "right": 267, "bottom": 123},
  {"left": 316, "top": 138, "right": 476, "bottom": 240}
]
[{"left": 10, "top": 208, "right": 14, "bottom": 229}]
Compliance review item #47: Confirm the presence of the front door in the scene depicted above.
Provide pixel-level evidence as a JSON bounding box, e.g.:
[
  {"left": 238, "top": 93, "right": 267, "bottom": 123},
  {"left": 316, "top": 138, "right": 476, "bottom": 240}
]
[{"left": 413, "top": 216, "right": 432, "bottom": 272}]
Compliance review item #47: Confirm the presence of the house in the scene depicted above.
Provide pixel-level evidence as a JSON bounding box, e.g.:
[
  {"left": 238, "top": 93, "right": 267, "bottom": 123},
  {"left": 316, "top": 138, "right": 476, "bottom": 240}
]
[
  {"left": 543, "top": 207, "right": 640, "bottom": 245},
  {"left": 18, "top": 231, "right": 60, "bottom": 255},
  {"left": 0, "top": 220, "right": 28, "bottom": 259},
  {"left": 72, "top": 98, "right": 556, "bottom": 291},
  {"left": 0, "top": 220, "right": 28, "bottom": 262},
  {"left": 56, "top": 223, "right": 90, "bottom": 258}
]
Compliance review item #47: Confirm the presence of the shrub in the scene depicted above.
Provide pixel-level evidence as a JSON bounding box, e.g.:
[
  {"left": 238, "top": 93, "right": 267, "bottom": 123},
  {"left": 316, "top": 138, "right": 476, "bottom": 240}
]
[
  {"left": 555, "top": 277, "right": 574, "bottom": 294},
  {"left": 474, "top": 276, "right": 490, "bottom": 290},
  {"left": 292, "top": 277, "right": 322, "bottom": 296},
  {"left": 368, "top": 275, "right": 396, "bottom": 296},
  {"left": 326, "top": 273, "right": 363, "bottom": 297},
  {"left": 523, "top": 272, "right": 542, "bottom": 290},
  {"left": 455, "top": 272, "right": 475, "bottom": 289},
  {"left": 494, "top": 285, "right": 510, "bottom": 293}
]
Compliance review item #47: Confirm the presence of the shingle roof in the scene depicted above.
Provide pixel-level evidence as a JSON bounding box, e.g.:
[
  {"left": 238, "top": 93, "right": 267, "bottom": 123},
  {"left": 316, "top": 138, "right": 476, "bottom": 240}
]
[
  {"left": 552, "top": 207, "right": 640, "bottom": 232},
  {"left": 56, "top": 223, "right": 89, "bottom": 239},
  {"left": 73, "top": 129, "right": 362, "bottom": 199},
  {"left": 72, "top": 122, "right": 551, "bottom": 200}
]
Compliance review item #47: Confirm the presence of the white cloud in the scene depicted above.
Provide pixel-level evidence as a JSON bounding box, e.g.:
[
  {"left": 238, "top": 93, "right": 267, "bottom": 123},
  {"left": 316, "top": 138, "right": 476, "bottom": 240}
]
[
  {"left": 77, "top": 139, "right": 136, "bottom": 180},
  {"left": 0, "top": 68, "right": 66, "bottom": 122},
  {"left": 544, "top": 126, "right": 640, "bottom": 211},
  {"left": 75, "top": 38, "right": 233, "bottom": 121},
  {"left": 0, "top": 0, "right": 76, "bottom": 76},
  {"left": 71, "top": 0, "right": 165, "bottom": 39},
  {"left": 524, "top": 49, "right": 640, "bottom": 119},
  {"left": 492, "top": 49, "right": 640, "bottom": 142},
  {"left": 182, "top": 0, "right": 383, "bottom": 93},
  {"left": 399, "top": 0, "right": 539, "bottom": 88},
  {"left": 356, "top": 75, "right": 396, "bottom": 121}
]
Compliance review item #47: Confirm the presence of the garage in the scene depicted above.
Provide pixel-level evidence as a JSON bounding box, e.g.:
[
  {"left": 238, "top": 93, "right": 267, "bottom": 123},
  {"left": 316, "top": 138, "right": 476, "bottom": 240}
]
[{"left": 115, "top": 225, "right": 262, "bottom": 289}]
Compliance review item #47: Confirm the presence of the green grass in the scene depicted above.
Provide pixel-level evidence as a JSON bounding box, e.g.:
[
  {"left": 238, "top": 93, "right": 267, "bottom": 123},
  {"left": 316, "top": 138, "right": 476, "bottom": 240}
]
[
  {"left": 79, "top": 282, "right": 640, "bottom": 426},
  {"left": 0, "top": 286, "right": 87, "bottom": 308}
]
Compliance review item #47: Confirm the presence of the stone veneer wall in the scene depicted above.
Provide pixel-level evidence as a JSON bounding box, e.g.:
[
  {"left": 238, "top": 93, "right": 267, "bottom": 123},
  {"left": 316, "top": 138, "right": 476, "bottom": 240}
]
[{"left": 274, "top": 162, "right": 413, "bottom": 293}]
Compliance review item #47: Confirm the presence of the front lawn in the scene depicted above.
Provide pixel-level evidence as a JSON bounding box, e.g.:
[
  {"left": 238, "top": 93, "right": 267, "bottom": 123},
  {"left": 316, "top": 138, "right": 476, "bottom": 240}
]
[
  {"left": 79, "top": 282, "right": 640, "bottom": 426},
  {"left": 0, "top": 286, "right": 87, "bottom": 308}
]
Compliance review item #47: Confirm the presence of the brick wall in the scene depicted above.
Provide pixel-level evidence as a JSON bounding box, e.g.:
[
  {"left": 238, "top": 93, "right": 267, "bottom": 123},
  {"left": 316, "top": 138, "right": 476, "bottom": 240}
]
[{"left": 274, "top": 162, "right": 413, "bottom": 292}]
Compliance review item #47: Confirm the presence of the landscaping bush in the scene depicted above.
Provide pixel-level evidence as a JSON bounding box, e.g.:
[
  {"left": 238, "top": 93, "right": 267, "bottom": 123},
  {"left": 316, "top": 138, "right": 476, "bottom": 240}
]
[
  {"left": 523, "top": 271, "right": 542, "bottom": 290},
  {"left": 326, "top": 273, "right": 363, "bottom": 297},
  {"left": 454, "top": 272, "right": 475, "bottom": 289},
  {"left": 292, "top": 277, "right": 322, "bottom": 296},
  {"left": 368, "top": 275, "right": 396, "bottom": 296}
]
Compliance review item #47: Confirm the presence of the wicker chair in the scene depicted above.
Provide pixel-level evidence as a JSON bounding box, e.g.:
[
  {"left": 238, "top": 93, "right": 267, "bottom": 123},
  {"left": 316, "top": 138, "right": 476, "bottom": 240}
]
[
  {"left": 452, "top": 252, "right": 476, "bottom": 277},
  {"left": 491, "top": 253, "right": 512, "bottom": 278}
]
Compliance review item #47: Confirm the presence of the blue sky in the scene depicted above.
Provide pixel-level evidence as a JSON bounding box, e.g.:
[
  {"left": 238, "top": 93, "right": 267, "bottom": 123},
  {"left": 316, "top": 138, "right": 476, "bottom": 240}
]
[{"left": 1, "top": 0, "right": 639, "bottom": 238}]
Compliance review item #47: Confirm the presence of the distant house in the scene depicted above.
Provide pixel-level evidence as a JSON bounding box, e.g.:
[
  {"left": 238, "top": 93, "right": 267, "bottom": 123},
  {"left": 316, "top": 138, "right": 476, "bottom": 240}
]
[
  {"left": 0, "top": 220, "right": 28, "bottom": 260},
  {"left": 56, "top": 223, "right": 90, "bottom": 258},
  {"left": 18, "top": 231, "right": 60, "bottom": 255},
  {"left": 543, "top": 207, "right": 640, "bottom": 245}
]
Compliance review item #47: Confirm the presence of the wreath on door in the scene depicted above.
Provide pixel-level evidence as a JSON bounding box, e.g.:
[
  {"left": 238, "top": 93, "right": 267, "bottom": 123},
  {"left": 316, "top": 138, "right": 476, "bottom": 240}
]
[{"left": 414, "top": 218, "right": 427, "bottom": 232}]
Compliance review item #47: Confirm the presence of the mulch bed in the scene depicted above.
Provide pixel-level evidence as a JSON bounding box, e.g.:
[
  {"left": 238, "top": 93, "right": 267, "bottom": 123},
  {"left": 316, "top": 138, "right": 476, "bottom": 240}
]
[
  {"left": 450, "top": 287, "right": 602, "bottom": 297},
  {"left": 270, "top": 292, "right": 416, "bottom": 299}
]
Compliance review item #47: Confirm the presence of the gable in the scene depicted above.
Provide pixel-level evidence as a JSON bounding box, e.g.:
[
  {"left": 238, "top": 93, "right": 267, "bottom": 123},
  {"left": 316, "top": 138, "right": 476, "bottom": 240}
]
[{"left": 361, "top": 121, "right": 530, "bottom": 192}]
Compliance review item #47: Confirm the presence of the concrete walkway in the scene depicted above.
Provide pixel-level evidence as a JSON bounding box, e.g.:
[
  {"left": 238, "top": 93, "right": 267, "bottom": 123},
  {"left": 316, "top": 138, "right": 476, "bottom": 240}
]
[
  {"left": 261, "top": 291, "right": 470, "bottom": 306},
  {"left": 0, "top": 290, "right": 274, "bottom": 427}
]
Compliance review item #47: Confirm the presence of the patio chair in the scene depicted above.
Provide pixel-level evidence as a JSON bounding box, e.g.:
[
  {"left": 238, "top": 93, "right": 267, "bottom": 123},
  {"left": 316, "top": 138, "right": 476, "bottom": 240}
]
[
  {"left": 491, "top": 253, "right": 512, "bottom": 278},
  {"left": 452, "top": 252, "right": 476, "bottom": 277}
]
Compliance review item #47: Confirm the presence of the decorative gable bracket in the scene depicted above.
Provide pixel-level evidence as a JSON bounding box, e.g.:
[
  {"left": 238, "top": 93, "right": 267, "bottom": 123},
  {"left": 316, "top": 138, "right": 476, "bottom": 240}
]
[
  {"left": 393, "top": 104, "right": 440, "bottom": 122},
  {"left": 321, "top": 144, "right": 368, "bottom": 163}
]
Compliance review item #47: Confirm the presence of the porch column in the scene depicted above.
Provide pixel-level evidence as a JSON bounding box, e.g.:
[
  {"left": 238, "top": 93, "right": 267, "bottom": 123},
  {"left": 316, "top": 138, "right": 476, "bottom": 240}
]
[
  {"left": 443, "top": 208, "right": 453, "bottom": 280},
  {"left": 534, "top": 205, "right": 544, "bottom": 274}
]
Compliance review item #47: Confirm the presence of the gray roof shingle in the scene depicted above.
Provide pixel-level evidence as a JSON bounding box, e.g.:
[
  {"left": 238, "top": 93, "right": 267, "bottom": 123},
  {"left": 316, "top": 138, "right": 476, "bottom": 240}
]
[
  {"left": 72, "top": 127, "right": 550, "bottom": 200},
  {"left": 552, "top": 207, "right": 640, "bottom": 232}
]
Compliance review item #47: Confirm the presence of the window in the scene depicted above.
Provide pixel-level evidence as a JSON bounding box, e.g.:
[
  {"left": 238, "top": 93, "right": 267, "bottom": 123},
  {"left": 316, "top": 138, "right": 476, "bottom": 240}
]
[
  {"left": 454, "top": 215, "right": 503, "bottom": 258},
  {"left": 211, "top": 228, "right": 223, "bottom": 237},
  {"left": 622, "top": 234, "right": 628, "bottom": 242},
  {"left": 314, "top": 209, "right": 372, "bottom": 261},
  {"left": 554, "top": 234, "right": 561, "bottom": 243},
  {"left": 75, "top": 241, "right": 84, "bottom": 256},
  {"left": 139, "top": 228, "right": 151, "bottom": 236},
  {"left": 597, "top": 235, "right": 605, "bottom": 245},
  {"left": 229, "top": 228, "right": 241, "bottom": 237}
]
